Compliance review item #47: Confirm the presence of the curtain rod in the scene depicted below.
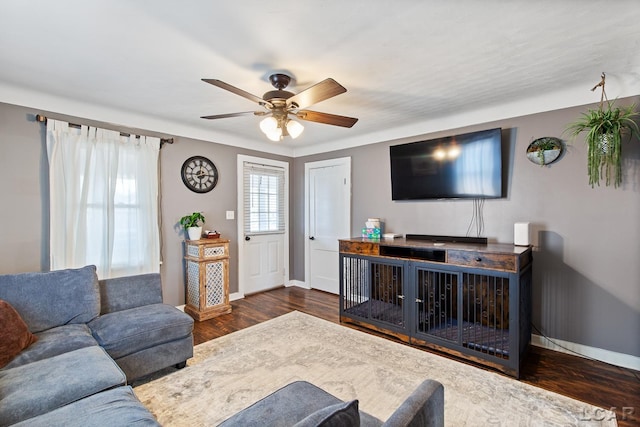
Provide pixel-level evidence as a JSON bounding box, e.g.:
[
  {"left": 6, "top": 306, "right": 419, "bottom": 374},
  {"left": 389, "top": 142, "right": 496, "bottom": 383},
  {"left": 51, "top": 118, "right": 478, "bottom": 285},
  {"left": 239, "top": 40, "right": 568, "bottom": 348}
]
[{"left": 35, "top": 114, "right": 174, "bottom": 147}]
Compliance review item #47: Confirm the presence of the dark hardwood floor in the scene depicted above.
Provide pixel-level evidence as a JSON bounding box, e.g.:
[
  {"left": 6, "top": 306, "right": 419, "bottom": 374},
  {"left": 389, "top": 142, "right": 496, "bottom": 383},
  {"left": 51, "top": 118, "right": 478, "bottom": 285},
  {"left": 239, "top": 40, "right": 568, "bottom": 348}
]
[{"left": 193, "top": 287, "right": 640, "bottom": 427}]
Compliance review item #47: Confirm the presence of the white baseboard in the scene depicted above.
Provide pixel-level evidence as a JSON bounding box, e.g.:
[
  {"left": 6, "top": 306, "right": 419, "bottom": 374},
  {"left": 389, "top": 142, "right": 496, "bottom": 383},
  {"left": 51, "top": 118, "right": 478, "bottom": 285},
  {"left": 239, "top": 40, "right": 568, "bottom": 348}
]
[
  {"left": 531, "top": 334, "right": 640, "bottom": 371},
  {"left": 229, "top": 292, "right": 244, "bottom": 301},
  {"left": 229, "top": 284, "right": 305, "bottom": 300},
  {"left": 287, "top": 280, "right": 310, "bottom": 289},
  {"left": 175, "top": 304, "right": 185, "bottom": 312}
]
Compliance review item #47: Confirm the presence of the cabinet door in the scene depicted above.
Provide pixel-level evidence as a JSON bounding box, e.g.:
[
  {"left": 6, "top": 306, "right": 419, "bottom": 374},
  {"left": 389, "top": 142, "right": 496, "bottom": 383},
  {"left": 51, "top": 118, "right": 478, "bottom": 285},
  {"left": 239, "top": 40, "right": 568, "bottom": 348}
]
[
  {"left": 412, "top": 264, "right": 512, "bottom": 361},
  {"left": 460, "top": 272, "right": 511, "bottom": 360},
  {"left": 340, "top": 254, "right": 371, "bottom": 318},
  {"left": 414, "top": 266, "right": 459, "bottom": 343},
  {"left": 204, "top": 259, "right": 228, "bottom": 308},
  {"left": 369, "top": 259, "right": 406, "bottom": 329},
  {"left": 340, "top": 255, "right": 407, "bottom": 331}
]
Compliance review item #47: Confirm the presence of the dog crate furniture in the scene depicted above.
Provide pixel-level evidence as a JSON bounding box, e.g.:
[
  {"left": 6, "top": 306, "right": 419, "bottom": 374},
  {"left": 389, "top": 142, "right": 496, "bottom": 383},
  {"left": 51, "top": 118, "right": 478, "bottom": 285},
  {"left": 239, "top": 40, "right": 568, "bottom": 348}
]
[
  {"left": 184, "top": 238, "right": 232, "bottom": 321},
  {"left": 339, "top": 236, "right": 532, "bottom": 377}
]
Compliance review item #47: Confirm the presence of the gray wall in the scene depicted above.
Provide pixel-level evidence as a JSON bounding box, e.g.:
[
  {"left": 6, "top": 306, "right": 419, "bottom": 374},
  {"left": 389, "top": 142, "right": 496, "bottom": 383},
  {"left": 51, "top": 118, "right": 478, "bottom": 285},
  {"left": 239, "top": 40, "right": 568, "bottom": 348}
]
[
  {"left": 1, "top": 97, "right": 638, "bottom": 359},
  {"left": 293, "top": 98, "right": 640, "bottom": 358},
  {"left": 0, "top": 101, "right": 291, "bottom": 305}
]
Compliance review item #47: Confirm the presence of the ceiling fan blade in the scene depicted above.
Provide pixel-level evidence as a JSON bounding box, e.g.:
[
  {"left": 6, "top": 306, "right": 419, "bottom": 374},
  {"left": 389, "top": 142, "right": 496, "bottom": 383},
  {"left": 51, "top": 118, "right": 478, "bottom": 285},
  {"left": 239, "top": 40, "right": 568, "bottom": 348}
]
[
  {"left": 295, "top": 110, "right": 358, "bottom": 128},
  {"left": 200, "top": 111, "right": 263, "bottom": 120},
  {"left": 287, "top": 78, "right": 347, "bottom": 109},
  {"left": 202, "top": 79, "right": 272, "bottom": 107}
]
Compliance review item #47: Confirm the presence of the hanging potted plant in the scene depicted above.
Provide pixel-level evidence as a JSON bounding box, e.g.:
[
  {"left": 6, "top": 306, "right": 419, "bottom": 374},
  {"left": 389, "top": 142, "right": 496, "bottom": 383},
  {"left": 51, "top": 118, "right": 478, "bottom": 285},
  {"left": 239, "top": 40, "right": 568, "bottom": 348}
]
[
  {"left": 179, "top": 212, "right": 205, "bottom": 241},
  {"left": 566, "top": 73, "right": 640, "bottom": 187}
]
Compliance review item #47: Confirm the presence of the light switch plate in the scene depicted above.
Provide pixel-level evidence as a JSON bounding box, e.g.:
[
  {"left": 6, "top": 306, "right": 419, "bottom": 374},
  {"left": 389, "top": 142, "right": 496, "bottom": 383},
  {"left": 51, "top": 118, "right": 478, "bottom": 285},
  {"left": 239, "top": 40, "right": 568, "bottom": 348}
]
[{"left": 226, "top": 210, "right": 235, "bottom": 220}]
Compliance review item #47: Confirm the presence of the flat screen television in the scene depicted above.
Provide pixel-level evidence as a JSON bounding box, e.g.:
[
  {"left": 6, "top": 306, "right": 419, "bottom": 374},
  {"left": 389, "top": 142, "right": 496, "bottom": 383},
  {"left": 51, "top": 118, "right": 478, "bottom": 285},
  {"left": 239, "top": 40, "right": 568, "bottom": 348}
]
[{"left": 390, "top": 128, "right": 502, "bottom": 200}]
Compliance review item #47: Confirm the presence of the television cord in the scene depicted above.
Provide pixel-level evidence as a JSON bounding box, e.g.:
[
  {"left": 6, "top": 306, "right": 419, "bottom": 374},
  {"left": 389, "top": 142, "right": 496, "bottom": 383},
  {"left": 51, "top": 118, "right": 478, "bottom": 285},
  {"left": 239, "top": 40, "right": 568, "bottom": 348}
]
[
  {"left": 531, "top": 323, "right": 640, "bottom": 382},
  {"left": 466, "top": 198, "right": 485, "bottom": 238}
]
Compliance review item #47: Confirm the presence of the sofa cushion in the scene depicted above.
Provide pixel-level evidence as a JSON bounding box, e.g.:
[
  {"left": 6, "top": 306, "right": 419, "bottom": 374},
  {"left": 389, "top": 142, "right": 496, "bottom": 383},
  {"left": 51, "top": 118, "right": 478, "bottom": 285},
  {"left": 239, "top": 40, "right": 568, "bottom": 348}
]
[
  {"left": 0, "top": 299, "right": 38, "bottom": 369},
  {"left": 2, "top": 324, "right": 98, "bottom": 370},
  {"left": 117, "top": 335, "right": 194, "bottom": 382},
  {"left": 0, "top": 265, "right": 100, "bottom": 333},
  {"left": 98, "top": 273, "right": 163, "bottom": 314},
  {"left": 12, "top": 386, "right": 160, "bottom": 427},
  {"left": 89, "top": 303, "right": 194, "bottom": 359},
  {"left": 0, "top": 346, "right": 126, "bottom": 426},
  {"left": 293, "top": 399, "right": 360, "bottom": 427}
]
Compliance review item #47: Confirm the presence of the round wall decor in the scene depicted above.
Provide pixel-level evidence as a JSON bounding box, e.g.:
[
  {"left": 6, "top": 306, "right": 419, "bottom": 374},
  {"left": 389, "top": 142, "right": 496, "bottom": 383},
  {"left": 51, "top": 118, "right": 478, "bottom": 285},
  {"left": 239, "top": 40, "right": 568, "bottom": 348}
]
[
  {"left": 526, "top": 137, "right": 563, "bottom": 166},
  {"left": 181, "top": 156, "right": 218, "bottom": 193}
]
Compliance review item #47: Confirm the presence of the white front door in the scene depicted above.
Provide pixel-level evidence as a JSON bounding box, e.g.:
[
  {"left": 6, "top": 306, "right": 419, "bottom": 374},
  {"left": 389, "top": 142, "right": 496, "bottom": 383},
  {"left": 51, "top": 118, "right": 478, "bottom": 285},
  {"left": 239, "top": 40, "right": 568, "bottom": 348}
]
[
  {"left": 237, "top": 156, "right": 289, "bottom": 296},
  {"left": 244, "top": 233, "right": 284, "bottom": 294},
  {"left": 305, "top": 157, "right": 351, "bottom": 294}
]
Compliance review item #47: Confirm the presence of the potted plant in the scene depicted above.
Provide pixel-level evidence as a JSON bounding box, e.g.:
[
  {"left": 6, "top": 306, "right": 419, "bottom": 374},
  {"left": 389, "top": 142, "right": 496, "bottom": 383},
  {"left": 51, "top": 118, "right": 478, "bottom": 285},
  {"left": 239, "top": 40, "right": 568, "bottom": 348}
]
[
  {"left": 566, "top": 73, "right": 640, "bottom": 187},
  {"left": 179, "top": 212, "right": 205, "bottom": 241},
  {"left": 526, "top": 137, "right": 563, "bottom": 166}
]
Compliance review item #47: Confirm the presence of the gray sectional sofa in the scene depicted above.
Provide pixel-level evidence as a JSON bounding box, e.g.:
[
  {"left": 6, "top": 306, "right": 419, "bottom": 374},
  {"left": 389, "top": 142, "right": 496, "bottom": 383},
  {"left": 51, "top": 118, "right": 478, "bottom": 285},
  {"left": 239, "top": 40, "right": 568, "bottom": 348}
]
[
  {"left": 0, "top": 265, "right": 194, "bottom": 426},
  {"left": 1, "top": 265, "right": 445, "bottom": 427}
]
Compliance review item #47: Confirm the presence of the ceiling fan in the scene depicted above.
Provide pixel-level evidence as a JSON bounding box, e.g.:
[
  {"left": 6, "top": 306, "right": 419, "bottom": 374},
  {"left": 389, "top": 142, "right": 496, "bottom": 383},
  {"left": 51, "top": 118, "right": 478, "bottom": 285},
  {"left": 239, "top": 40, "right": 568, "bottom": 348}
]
[{"left": 200, "top": 73, "right": 358, "bottom": 141}]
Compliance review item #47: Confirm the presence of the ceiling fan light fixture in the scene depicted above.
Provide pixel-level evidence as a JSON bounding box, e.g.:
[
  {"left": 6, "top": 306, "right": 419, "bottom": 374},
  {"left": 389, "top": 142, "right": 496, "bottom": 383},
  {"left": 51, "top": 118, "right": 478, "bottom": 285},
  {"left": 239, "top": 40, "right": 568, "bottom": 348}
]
[
  {"left": 202, "top": 74, "right": 358, "bottom": 141},
  {"left": 286, "top": 119, "right": 304, "bottom": 139},
  {"left": 259, "top": 116, "right": 278, "bottom": 134},
  {"left": 265, "top": 127, "right": 283, "bottom": 142}
]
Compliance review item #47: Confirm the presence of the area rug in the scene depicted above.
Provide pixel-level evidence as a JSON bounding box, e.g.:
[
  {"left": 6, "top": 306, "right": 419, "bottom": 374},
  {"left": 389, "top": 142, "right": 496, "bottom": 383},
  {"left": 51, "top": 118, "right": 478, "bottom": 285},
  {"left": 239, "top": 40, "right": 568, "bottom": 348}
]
[{"left": 133, "top": 311, "right": 617, "bottom": 426}]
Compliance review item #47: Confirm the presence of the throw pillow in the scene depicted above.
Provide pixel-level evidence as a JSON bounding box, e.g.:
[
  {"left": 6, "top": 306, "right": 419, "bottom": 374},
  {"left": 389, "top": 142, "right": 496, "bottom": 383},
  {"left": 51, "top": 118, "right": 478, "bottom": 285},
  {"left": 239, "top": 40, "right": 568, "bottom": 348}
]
[
  {"left": 293, "top": 399, "right": 360, "bottom": 427},
  {"left": 0, "top": 299, "right": 38, "bottom": 368}
]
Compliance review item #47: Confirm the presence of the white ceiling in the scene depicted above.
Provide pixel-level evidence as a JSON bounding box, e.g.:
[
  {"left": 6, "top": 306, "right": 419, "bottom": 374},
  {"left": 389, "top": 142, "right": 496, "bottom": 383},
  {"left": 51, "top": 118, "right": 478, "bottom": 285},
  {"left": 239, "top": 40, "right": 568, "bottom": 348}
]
[{"left": 1, "top": 1, "right": 639, "bottom": 157}]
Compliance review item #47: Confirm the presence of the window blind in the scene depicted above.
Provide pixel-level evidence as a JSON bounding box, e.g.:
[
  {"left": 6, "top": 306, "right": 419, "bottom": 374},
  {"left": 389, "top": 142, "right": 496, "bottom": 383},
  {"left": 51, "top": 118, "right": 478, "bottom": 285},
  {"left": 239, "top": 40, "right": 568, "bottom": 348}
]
[{"left": 243, "top": 162, "right": 285, "bottom": 235}]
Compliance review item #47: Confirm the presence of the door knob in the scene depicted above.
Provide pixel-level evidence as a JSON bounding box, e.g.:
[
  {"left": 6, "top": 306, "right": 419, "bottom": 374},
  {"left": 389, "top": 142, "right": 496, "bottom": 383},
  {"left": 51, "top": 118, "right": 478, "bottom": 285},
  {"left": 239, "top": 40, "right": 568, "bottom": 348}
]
[
  {"left": 245, "top": 236, "right": 251, "bottom": 241},
  {"left": 309, "top": 236, "right": 315, "bottom": 240}
]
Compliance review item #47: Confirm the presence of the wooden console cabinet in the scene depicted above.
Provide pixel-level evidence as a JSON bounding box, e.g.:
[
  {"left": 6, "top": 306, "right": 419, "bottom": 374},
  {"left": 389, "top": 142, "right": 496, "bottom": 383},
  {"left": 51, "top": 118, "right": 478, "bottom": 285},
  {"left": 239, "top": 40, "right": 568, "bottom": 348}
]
[
  {"left": 339, "top": 237, "right": 532, "bottom": 377},
  {"left": 184, "top": 239, "right": 232, "bottom": 321}
]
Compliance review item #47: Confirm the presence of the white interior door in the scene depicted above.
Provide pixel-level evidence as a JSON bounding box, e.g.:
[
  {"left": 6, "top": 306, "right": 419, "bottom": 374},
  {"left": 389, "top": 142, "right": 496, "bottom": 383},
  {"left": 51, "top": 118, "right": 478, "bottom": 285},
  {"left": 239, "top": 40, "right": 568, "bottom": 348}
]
[
  {"left": 238, "top": 156, "right": 289, "bottom": 296},
  {"left": 305, "top": 158, "right": 351, "bottom": 294}
]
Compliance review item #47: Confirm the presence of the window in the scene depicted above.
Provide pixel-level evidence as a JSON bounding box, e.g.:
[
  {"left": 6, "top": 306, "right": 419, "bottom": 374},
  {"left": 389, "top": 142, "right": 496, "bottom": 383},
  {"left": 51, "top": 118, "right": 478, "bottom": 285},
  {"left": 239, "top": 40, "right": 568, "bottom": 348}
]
[
  {"left": 84, "top": 175, "right": 150, "bottom": 275},
  {"left": 243, "top": 162, "right": 285, "bottom": 235}
]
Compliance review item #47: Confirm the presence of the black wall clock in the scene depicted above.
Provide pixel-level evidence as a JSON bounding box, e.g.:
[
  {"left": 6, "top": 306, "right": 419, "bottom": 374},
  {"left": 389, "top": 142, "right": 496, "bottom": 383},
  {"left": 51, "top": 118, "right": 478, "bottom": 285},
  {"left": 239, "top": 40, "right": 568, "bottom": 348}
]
[{"left": 181, "top": 156, "right": 218, "bottom": 193}]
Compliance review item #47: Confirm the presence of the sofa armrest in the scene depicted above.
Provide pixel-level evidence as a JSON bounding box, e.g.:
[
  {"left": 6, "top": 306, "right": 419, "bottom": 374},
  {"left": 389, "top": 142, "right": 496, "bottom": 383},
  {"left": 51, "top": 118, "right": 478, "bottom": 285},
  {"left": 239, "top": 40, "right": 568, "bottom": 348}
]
[
  {"left": 98, "top": 273, "right": 163, "bottom": 314},
  {"left": 382, "top": 379, "right": 444, "bottom": 427}
]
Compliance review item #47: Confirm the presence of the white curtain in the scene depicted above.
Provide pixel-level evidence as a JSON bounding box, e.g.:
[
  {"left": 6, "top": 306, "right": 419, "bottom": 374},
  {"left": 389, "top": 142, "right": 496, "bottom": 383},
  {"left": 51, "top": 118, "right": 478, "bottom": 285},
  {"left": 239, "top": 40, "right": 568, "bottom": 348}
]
[{"left": 47, "top": 119, "right": 160, "bottom": 278}]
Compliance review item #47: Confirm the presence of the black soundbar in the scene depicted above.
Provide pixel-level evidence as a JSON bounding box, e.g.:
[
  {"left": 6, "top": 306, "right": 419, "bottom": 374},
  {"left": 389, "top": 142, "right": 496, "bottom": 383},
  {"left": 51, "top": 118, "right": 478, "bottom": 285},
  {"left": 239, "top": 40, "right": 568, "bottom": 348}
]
[{"left": 404, "top": 234, "right": 488, "bottom": 245}]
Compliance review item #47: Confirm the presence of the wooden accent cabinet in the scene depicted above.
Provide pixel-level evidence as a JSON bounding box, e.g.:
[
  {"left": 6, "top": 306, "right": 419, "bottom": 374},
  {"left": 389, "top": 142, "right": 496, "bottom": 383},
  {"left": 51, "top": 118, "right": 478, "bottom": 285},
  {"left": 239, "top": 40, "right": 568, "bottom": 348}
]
[
  {"left": 184, "top": 239, "right": 232, "bottom": 321},
  {"left": 339, "top": 237, "right": 532, "bottom": 377}
]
